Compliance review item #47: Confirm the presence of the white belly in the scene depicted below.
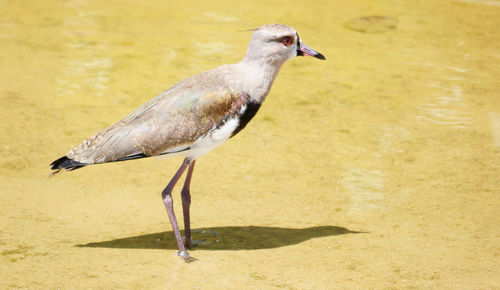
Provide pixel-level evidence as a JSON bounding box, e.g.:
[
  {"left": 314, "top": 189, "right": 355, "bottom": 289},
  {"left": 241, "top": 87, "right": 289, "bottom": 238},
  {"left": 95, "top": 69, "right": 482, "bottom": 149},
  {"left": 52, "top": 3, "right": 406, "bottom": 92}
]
[{"left": 175, "top": 117, "right": 240, "bottom": 160}]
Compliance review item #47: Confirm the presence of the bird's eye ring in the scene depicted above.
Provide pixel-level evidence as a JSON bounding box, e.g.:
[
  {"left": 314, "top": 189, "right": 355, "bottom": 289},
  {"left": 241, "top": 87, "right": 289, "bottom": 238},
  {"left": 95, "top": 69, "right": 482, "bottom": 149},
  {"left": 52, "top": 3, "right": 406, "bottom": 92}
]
[{"left": 281, "top": 36, "right": 293, "bottom": 47}]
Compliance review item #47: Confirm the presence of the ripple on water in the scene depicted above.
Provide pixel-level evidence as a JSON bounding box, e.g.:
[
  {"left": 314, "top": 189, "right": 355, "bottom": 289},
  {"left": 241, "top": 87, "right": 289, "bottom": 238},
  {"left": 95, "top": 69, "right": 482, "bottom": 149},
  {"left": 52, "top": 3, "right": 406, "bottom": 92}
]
[
  {"left": 160, "top": 47, "right": 177, "bottom": 65},
  {"left": 203, "top": 12, "right": 238, "bottom": 22},
  {"left": 378, "top": 125, "right": 412, "bottom": 154},
  {"left": 489, "top": 113, "right": 500, "bottom": 148},
  {"left": 57, "top": 57, "right": 113, "bottom": 97},
  {"left": 416, "top": 81, "right": 472, "bottom": 129},
  {"left": 195, "top": 42, "right": 233, "bottom": 55},
  {"left": 453, "top": 0, "right": 500, "bottom": 8},
  {"left": 340, "top": 169, "right": 385, "bottom": 214},
  {"left": 57, "top": 10, "right": 113, "bottom": 99}
]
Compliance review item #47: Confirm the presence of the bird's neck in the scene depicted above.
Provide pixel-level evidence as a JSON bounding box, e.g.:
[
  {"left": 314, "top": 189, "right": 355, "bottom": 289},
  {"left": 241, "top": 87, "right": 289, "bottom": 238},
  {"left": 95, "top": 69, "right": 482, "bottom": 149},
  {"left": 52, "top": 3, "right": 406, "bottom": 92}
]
[{"left": 236, "top": 57, "right": 285, "bottom": 103}]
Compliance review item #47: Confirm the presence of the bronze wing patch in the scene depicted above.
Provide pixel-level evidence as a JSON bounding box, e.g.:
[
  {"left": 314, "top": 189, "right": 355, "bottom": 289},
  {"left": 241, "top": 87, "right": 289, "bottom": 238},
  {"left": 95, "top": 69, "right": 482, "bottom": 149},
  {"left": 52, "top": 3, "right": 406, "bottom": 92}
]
[{"left": 133, "top": 89, "right": 249, "bottom": 156}]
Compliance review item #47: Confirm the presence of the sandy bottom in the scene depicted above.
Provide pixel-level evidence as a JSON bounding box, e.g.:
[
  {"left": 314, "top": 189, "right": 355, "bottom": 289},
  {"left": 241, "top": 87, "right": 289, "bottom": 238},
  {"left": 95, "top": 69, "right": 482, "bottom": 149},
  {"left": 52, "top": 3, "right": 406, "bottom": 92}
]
[{"left": 1, "top": 0, "right": 499, "bottom": 288}]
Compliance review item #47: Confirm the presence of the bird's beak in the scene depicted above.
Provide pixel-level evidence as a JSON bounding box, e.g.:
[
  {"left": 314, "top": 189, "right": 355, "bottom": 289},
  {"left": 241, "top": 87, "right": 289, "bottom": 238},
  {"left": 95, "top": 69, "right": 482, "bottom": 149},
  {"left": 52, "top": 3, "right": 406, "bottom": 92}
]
[{"left": 297, "top": 39, "right": 326, "bottom": 60}]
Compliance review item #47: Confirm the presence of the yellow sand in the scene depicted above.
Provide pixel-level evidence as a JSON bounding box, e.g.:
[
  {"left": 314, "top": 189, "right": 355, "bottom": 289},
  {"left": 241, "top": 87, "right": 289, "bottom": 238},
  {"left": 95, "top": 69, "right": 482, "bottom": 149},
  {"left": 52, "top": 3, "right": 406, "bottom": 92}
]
[{"left": 1, "top": 0, "right": 499, "bottom": 288}]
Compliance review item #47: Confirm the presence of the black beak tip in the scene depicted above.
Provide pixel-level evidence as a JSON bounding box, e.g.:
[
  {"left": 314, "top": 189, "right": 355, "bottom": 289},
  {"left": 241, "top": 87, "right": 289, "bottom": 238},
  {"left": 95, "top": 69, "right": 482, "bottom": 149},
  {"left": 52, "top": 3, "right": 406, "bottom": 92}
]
[{"left": 314, "top": 52, "right": 326, "bottom": 60}]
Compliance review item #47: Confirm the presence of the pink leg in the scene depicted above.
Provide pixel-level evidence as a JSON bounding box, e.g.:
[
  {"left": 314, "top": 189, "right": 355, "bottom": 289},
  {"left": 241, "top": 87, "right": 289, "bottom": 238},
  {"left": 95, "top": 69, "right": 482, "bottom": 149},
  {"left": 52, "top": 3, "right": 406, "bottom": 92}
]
[
  {"left": 181, "top": 160, "right": 196, "bottom": 248},
  {"left": 162, "top": 158, "right": 191, "bottom": 262}
]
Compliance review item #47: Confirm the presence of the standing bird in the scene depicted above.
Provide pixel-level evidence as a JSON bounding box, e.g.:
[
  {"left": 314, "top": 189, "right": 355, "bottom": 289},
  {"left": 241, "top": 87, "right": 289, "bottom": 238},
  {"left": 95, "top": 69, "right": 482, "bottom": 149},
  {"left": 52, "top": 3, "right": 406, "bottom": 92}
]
[{"left": 51, "top": 24, "right": 325, "bottom": 262}]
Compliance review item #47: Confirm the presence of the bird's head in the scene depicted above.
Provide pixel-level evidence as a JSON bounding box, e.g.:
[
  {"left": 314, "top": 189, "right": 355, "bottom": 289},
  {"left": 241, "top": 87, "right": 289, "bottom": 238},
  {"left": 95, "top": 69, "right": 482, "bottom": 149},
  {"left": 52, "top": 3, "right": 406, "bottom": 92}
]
[{"left": 243, "top": 24, "right": 325, "bottom": 66}]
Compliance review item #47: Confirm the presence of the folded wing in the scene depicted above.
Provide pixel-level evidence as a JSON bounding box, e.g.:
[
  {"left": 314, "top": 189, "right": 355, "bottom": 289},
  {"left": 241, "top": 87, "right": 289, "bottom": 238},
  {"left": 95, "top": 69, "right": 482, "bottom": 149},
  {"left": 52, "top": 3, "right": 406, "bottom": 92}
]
[{"left": 64, "top": 87, "right": 249, "bottom": 166}]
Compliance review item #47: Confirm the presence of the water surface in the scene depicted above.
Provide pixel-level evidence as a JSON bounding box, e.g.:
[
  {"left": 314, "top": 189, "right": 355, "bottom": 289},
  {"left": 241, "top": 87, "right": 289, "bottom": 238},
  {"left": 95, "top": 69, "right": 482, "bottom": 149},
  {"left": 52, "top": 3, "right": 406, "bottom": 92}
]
[{"left": 1, "top": 0, "right": 499, "bottom": 288}]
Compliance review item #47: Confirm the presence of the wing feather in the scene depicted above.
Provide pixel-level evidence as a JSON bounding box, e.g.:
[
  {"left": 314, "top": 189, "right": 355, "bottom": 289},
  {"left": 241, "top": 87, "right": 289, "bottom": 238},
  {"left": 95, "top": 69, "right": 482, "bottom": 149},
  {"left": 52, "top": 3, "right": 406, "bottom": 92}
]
[{"left": 67, "top": 73, "right": 249, "bottom": 164}]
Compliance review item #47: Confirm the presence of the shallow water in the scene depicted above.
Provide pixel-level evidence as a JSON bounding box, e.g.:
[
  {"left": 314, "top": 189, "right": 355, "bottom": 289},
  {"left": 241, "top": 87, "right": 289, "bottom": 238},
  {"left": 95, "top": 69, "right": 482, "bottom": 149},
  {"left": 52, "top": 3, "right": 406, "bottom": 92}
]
[{"left": 1, "top": 0, "right": 499, "bottom": 288}]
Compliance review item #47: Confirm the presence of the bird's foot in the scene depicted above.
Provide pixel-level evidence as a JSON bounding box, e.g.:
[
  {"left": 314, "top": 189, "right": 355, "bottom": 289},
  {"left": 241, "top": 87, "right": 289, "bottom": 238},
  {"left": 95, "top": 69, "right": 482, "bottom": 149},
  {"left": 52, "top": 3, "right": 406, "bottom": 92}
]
[{"left": 177, "top": 250, "right": 196, "bottom": 263}]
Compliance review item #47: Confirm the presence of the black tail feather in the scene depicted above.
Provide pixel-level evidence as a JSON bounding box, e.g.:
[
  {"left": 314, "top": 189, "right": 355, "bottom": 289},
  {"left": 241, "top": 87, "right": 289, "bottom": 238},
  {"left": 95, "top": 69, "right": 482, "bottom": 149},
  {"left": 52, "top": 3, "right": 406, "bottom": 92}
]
[
  {"left": 50, "top": 156, "right": 88, "bottom": 172},
  {"left": 50, "top": 146, "right": 191, "bottom": 174}
]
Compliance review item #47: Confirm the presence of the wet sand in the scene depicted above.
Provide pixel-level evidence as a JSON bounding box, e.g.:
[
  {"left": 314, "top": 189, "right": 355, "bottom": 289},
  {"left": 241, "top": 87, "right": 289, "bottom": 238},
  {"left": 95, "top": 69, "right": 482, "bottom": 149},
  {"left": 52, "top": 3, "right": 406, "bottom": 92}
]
[{"left": 1, "top": 0, "right": 499, "bottom": 288}]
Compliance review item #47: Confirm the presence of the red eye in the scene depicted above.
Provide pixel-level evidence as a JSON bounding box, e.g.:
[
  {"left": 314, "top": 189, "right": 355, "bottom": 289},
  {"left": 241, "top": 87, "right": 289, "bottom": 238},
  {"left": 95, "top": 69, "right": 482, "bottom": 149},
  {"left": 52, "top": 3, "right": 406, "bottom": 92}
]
[{"left": 281, "top": 36, "right": 293, "bottom": 47}]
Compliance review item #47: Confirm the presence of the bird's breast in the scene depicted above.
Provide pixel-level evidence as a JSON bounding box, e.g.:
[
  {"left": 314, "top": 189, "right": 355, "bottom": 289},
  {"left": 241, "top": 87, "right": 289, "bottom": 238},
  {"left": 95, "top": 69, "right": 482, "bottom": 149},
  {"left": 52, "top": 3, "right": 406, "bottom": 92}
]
[
  {"left": 230, "top": 101, "right": 262, "bottom": 138},
  {"left": 182, "top": 100, "right": 262, "bottom": 160}
]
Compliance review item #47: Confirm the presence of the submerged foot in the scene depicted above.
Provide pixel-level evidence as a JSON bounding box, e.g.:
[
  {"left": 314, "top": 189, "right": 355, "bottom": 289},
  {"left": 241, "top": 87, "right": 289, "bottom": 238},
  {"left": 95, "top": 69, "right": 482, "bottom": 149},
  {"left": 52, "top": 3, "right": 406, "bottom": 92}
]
[{"left": 177, "top": 250, "right": 196, "bottom": 263}]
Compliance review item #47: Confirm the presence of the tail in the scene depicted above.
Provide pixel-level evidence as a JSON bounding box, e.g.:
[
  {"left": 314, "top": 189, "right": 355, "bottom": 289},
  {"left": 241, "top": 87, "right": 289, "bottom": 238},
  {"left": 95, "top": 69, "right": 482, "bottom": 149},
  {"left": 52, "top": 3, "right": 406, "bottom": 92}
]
[
  {"left": 50, "top": 156, "right": 88, "bottom": 174},
  {"left": 49, "top": 153, "right": 149, "bottom": 175},
  {"left": 50, "top": 148, "right": 189, "bottom": 175}
]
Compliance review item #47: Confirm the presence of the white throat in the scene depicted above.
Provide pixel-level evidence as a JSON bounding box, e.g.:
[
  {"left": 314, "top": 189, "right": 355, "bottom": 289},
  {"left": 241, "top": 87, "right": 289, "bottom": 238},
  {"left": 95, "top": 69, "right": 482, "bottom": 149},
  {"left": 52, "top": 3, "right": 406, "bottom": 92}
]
[{"left": 235, "top": 56, "right": 285, "bottom": 103}]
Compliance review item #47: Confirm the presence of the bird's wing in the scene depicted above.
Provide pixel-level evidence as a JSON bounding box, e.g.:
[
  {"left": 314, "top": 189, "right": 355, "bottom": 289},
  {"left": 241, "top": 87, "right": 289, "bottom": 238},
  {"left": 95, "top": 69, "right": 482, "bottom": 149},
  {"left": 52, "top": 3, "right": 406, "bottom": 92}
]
[{"left": 66, "top": 86, "right": 250, "bottom": 164}]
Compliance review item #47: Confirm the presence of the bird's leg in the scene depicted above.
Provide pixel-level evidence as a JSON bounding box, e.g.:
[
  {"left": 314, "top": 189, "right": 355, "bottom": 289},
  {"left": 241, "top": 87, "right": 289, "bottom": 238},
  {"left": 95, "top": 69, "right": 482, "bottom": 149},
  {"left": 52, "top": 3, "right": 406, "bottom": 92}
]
[
  {"left": 181, "top": 160, "right": 195, "bottom": 248},
  {"left": 162, "top": 158, "right": 191, "bottom": 262}
]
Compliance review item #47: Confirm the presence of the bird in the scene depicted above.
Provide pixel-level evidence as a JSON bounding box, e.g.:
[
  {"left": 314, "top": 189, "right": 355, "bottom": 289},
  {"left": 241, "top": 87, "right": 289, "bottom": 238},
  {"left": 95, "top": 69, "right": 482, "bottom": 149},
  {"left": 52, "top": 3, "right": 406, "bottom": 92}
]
[{"left": 50, "top": 24, "right": 325, "bottom": 262}]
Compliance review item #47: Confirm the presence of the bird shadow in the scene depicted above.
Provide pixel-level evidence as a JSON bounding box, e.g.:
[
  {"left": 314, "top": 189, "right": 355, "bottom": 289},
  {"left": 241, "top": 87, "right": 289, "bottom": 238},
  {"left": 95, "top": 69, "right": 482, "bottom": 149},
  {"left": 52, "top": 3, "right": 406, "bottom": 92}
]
[{"left": 77, "top": 225, "right": 365, "bottom": 251}]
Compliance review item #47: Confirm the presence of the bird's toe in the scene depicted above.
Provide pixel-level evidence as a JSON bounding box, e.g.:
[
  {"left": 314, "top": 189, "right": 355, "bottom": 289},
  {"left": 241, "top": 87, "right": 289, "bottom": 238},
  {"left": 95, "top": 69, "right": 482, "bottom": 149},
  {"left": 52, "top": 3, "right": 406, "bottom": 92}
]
[{"left": 177, "top": 250, "right": 192, "bottom": 263}]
